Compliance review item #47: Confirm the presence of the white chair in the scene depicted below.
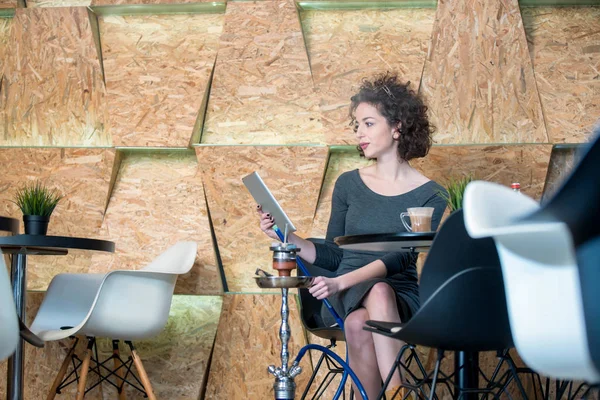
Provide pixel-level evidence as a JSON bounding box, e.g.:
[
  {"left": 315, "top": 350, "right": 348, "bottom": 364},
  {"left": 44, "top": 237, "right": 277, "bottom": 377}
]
[
  {"left": 0, "top": 254, "right": 19, "bottom": 361},
  {"left": 462, "top": 133, "right": 600, "bottom": 386},
  {"left": 31, "top": 241, "right": 197, "bottom": 400}
]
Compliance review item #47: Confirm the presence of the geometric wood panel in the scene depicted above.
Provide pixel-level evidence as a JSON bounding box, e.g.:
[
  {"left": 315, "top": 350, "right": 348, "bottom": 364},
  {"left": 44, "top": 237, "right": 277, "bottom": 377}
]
[
  {"left": 413, "top": 144, "right": 553, "bottom": 200},
  {"left": 0, "top": 0, "right": 16, "bottom": 8},
  {"left": 98, "top": 295, "right": 222, "bottom": 399},
  {"left": 89, "top": 150, "right": 222, "bottom": 295},
  {"left": 541, "top": 144, "right": 580, "bottom": 203},
  {"left": 204, "top": 294, "right": 311, "bottom": 400},
  {"left": 202, "top": 0, "right": 325, "bottom": 145},
  {"left": 301, "top": 8, "right": 435, "bottom": 145},
  {"left": 197, "top": 146, "right": 328, "bottom": 292},
  {"left": 0, "top": 148, "right": 116, "bottom": 290},
  {"left": 421, "top": 0, "right": 548, "bottom": 144},
  {"left": 100, "top": 14, "right": 222, "bottom": 147},
  {"left": 522, "top": 7, "right": 600, "bottom": 143},
  {"left": 0, "top": 8, "right": 110, "bottom": 146}
]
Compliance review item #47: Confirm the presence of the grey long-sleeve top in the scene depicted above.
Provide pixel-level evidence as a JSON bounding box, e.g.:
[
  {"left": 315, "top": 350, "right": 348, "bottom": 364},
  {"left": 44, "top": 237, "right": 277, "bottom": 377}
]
[{"left": 313, "top": 169, "right": 448, "bottom": 310}]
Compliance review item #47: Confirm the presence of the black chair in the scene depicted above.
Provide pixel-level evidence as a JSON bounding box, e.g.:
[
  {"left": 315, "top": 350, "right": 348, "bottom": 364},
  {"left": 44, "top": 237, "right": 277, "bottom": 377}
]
[
  {"left": 365, "top": 210, "right": 533, "bottom": 400},
  {"left": 464, "top": 131, "right": 600, "bottom": 399}
]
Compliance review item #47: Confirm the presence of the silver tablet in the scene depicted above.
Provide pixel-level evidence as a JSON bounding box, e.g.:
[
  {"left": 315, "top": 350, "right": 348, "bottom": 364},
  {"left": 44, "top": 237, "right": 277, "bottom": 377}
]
[{"left": 242, "top": 171, "right": 297, "bottom": 233}]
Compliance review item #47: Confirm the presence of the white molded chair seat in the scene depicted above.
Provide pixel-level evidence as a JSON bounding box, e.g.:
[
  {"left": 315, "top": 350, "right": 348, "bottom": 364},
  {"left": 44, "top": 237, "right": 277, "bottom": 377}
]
[
  {"left": 463, "top": 132, "right": 600, "bottom": 384},
  {"left": 31, "top": 241, "right": 197, "bottom": 342},
  {"left": 0, "top": 254, "right": 19, "bottom": 361}
]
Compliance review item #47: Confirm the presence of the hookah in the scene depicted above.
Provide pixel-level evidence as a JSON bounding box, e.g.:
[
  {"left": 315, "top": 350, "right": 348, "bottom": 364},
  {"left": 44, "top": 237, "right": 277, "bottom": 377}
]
[{"left": 254, "top": 224, "right": 368, "bottom": 400}]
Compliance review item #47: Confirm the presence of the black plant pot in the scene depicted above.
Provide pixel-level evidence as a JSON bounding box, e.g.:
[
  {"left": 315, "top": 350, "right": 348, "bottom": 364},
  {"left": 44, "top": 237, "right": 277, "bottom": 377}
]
[{"left": 23, "top": 215, "right": 50, "bottom": 235}]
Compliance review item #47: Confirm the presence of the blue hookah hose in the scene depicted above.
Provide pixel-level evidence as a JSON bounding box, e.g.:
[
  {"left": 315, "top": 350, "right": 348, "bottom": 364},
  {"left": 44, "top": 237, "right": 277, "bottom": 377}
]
[
  {"left": 273, "top": 226, "right": 344, "bottom": 329},
  {"left": 293, "top": 344, "right": 368, "bottom": 400}
]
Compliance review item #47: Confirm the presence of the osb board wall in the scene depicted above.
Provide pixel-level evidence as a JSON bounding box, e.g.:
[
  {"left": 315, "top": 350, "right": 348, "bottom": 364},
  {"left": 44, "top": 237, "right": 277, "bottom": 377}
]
[
  {"left": 0, "top": 293, "right": 221, "bottom": 400},
  {"left": 89, "top": 150, "right": 222, "bottom": 295},
  {"left": 93, "top": 0, "right": 218, "bottom": 5},
  {"left": 97, "top": 295, "right": 222, "bottom": 399},
  {"left": 204, "top": 294, "right": 312, "bottom": 399},
  {"left": 197, "top": 146, "right": 328, "bottom": 293},
  {"left": 522, "top": 7, "right": 600, "bottom": 144},
  {"left": 0, "top": 18, "right": 13, "bottom": 74},
  {"left": 0, "top": 0, "right": 16, "bottom": 8},
  {"left": 0, "top": 8, "right": 110, "bottom": 147},
  {"left": 542, "top": 145, "right": 580, "bottom": 203},
  {"left": 0, "top": 148, "right": 115, "bottom": 290},
  {"left": 421, "top": 0, "right": 548, "bottom": 144},
  {"left": 28, "top": 0, "right": 218, "bottom": 6},
  {"left": 100, "top": 14, "right": 223, "bottom": 147},
  {"left": 301, "top": 8, "right": 435, "bottom": 145},
  {"left": 201, "top": 0, "right": 325, "bottom": 145}
]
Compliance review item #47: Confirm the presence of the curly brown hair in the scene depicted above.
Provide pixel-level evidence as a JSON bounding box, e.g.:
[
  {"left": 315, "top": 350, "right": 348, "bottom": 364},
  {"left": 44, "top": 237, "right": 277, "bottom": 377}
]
[{"left": 350, "top": 73, "right": 434, "bottom": 161}]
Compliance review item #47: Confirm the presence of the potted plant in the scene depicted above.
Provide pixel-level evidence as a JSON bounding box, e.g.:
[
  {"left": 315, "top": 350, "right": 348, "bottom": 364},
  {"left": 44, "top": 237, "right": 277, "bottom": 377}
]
[
  {"left": 13, "top": 181, "right": 63, "bottom": 235},
  {"left": 438, "top": 175, "right": 473, "bottom": 212}
]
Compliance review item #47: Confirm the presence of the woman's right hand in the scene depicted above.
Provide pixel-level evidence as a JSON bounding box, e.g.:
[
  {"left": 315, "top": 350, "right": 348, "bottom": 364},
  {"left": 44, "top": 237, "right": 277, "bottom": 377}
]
[{"left": 256, "top": 205, "right": 280, "bottom": 241}]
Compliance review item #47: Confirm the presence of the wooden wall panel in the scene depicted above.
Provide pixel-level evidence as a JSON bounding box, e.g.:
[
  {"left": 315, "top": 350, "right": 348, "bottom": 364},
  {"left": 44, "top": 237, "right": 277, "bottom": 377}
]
[
  {"left": 27, "top": 0, "right": 89, "bottom": 7},
  {"left": 0, "top": 294, "right": 221, "bottom": 400},
  {"left": 93, "top": 0, "right": 216, "bottom": 5},
  {"left": 197, "top": 146, "right": 328, "bottom": 292},
  {"left": 101, "top": 14, "right": 222, "bottom": 147},
  {"left": 205, "top": 294, "right": 312, "bottom": 399},
  {"left": 0, "top": 148, "right": 115, "bottom": 290},
  {"left": 0, "top": 0, "right": 16, "bottom": 8},
  {"left": 89, "top": 150, "right": 222, "bottom": 295},
  {"left": 202, "top": 0, "right": 325, "bottom": 145},
  {"left": 0, "top": 18, "right": 13, "bottom": 77},
  {"left": 421, "top": 0, "right": 548, "bottom": 144},
  {"left": 522, "top": 7, "right": 600, "bottom": 144},
  {"left": 0, "top": 8, "right": 110, "bottom": 146},
  {"left": 542, "top": 144, "right": 580, "bottom": 203},
  {"left": 98, "top": 295, "right": 222, "bottom": 399},
  {"left": 301, "top": 8, "right": 435, "bottom": 145}
]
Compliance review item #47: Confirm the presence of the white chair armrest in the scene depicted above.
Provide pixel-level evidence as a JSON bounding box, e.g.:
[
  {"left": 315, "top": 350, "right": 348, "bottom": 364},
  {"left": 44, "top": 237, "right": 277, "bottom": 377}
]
[
  {"left": 82, "top": 270, "right": 178, "bottom": 340},
  {"left": 30, "top": 273, "right": 105, "bottom": 336},
  {"left": 464, "top": 181, "right": 542, "bottom": 238}
]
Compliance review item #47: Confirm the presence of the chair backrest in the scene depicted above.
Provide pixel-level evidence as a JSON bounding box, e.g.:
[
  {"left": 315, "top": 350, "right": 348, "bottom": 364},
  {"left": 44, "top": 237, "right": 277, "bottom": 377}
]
[
  {"left": 412, "top": 209, "right": 512, "bottom": 350},
  {"left": 82, "top": 241, "right": 197, "bottom": 340},
  {"left": 297, "top": 238, "right": 345, "bottom": 342},
  {"left": 141, "top": 241, "right": 197, "bottom": 274},
  {"left": 526, "top": 131, "right": 600, "bottom": 247},
  {"left": 0, "top": 255, "right": 19, "bottom": 360},
  {"left": 420, "top": 209, "right": 502, "bottom": 301}
]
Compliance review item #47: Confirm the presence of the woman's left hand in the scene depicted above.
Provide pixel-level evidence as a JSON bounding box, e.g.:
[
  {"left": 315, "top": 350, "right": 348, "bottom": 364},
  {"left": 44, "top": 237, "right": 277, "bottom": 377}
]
[{"left": 309, "top": 276, "right": 343, "bottom": 300}]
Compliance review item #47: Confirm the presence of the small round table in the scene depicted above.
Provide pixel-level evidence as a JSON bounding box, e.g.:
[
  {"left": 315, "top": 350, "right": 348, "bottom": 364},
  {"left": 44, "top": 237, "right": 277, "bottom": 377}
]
[
  {"left": 0, "top": 234, "right": 115, "bottom": 400},
  {"left": 335, "top": 231, "right": 435, "bottom": 252}
]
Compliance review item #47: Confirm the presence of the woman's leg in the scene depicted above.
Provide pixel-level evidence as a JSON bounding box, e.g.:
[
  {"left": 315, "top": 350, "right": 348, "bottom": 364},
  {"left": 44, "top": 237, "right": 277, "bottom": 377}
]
[
  {"left": 362, "top": 282, "right": 405, "bottom": 388},
  {"left": 345, "top": 307, "right": 381, "bottom": 400}
]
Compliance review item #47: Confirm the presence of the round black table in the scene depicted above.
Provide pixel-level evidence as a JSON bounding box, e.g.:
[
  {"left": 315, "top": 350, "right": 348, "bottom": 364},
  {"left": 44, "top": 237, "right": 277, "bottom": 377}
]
[
  {"left": 0, "top": 234, "right": 114, "bottom": 400},
  {"left": 335, "top": 231, "right": 479, "bottom": 400},
  {"left": 0, "top": 217, "right": 19, "bottom": 235},
  {"left": 335, "top": 231, "right": 435, "bottom": 252}
]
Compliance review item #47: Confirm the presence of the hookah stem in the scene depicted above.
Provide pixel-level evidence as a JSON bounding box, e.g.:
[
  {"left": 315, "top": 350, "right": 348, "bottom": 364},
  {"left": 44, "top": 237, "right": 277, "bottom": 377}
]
[
  {"left": 273, "top": 226, "right": 345, "bottom": 329},
  {"left": 280, "top": 287, "right": 290, "bottom": 374}
]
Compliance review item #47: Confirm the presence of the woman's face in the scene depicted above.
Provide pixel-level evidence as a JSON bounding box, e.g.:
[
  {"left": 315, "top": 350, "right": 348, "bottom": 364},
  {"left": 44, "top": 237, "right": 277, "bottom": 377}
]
[{"left": 354, "top": 102, "right": 399, "bottom": 160}]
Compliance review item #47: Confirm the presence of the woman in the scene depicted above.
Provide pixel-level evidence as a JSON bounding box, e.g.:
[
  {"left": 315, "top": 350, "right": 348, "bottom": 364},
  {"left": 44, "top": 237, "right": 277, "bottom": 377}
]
[{"left": 257, "top": 73, "right": 447, "bottom": 399}]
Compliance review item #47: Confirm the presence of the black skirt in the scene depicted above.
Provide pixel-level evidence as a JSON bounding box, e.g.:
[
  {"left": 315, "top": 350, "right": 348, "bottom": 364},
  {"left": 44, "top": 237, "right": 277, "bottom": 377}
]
[{"left": 320, "top": 278, "right": 415, "bottom": 327}]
